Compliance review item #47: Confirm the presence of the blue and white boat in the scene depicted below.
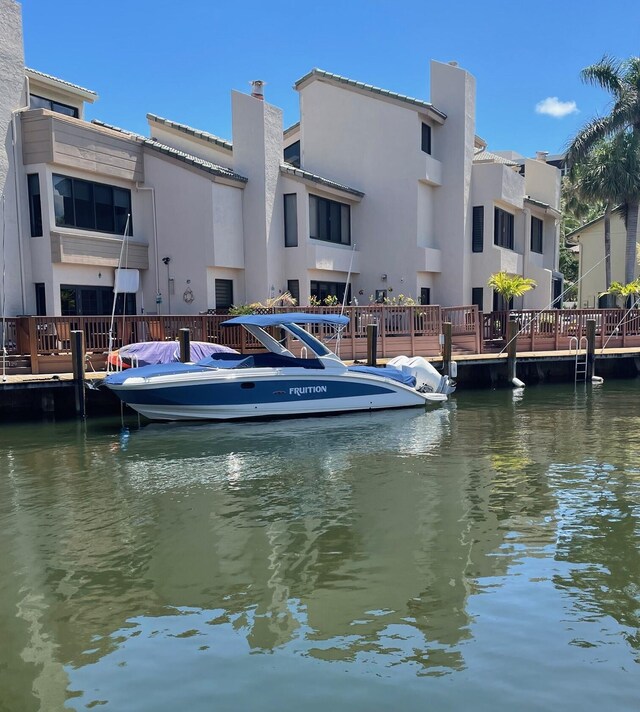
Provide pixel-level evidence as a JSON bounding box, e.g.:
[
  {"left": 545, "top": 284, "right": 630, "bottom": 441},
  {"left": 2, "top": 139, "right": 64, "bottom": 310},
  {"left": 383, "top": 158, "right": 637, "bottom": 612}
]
[{"left": 104, "top": 313, "right": 454, "bottom": 421}]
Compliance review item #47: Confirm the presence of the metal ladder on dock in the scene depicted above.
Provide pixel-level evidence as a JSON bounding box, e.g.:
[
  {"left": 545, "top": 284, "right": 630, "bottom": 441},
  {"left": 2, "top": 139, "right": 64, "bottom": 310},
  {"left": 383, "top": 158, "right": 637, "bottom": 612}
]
[{"left": 569, "top": 336, "right": 588, "bottom": 382}]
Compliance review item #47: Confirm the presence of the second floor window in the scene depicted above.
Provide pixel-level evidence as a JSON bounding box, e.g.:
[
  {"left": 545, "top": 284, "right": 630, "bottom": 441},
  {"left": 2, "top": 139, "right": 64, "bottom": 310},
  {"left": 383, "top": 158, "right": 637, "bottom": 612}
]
[
  {"left": 29, "top": 94, "right": 79, "bottom": 118},
  {"left": 531, "top": 216, "right": 543, "bottom": 253},
  {"left": 494, "top": 207, "right": 514, "bottom": 250},
  {"left": 53, "top": 174, "right": 132, "bottom": 235},
  {"left": 421, "top": 123, "right": 432, "bottom": 155},
  {"left": 309, "top": 195, "right": 350, "bottom": 245}
]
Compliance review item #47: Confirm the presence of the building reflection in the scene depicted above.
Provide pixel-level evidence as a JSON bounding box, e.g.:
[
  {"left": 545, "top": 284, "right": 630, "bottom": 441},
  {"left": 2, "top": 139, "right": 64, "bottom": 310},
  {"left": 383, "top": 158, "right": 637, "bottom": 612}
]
[{"left": 1, "top": 383, "right": 640, "bottom": 709}]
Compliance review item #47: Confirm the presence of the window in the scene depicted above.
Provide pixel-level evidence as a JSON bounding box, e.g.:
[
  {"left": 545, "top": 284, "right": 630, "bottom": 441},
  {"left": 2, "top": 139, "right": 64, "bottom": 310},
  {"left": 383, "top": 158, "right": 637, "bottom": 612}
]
[
  {"left": 310, "top": 280, "right": 350, "bottom": 304},
  {"left": 375, "top": 290, "right": 387, "bottom": 303},
  {"left": 35, "top": 283, "right": 46, "bottom": 315},
  {"left": 284, "top": 194, "right": 298, "bottom": 247},
  {"left": 284, "top": 141, "right": 300, "bottom": 168},
  {"left": 27, "top": 174, "right": 43, "bottom": 237},
  {"left": 215, "top": 279, "right": 234, "bottom": 310},
  {"left": 420, "top": 288, "right": 431, "bottom": 305},
  {"left": 494, "top": 207, "right": 514, "bottom": 250},
  {"left": 287, "top": 279, "right": 300, "bottom": 305},
  {"left": 60, "top": 285, "right": 134, "bottom": 316},
  {"left": 492, "top": 290, "right": 512, "bottom": 311},
  {"left": 309, "top": 195, "right": 350, "bottom": 245},
  {"left": 531, "top": 216, "right": 543, "bottom": 253},
  {"left": 52, "top": 175, "right": 132, "bottom": 234},
  {"left": 421, "top": 123, "right": 432, "bottom": 155},
  {"left": 472, "top": 206, "right": 484, "bottom": 253},
  {"left": 29, "top": 94, "right": 78, "bottom": 118},
  {"left": 471, "top": 287, "right": 483, "bottom": 311}
]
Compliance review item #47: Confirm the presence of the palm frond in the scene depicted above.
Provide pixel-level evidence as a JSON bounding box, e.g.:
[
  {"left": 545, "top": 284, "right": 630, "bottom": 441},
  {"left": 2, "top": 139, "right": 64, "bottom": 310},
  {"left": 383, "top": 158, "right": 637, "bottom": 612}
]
[{"left": 581, "top": 55, "right": 623, "bottom": 95}]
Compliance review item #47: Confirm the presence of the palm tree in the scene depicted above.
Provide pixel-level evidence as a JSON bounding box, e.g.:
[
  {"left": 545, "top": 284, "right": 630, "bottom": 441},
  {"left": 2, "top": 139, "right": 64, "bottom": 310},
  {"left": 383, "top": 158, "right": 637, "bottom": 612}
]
[
  {"left": 566, "top": 56, "right": 640, "bottom": 285},
  {"left": 487, "top": 272, "right": 537, "bottom": 310},
  {"left": 567, "top": 136, "right": 631, "bottom": 292},
  {"left": 604, "top": 278, "right": 640, "bottom": 308}
]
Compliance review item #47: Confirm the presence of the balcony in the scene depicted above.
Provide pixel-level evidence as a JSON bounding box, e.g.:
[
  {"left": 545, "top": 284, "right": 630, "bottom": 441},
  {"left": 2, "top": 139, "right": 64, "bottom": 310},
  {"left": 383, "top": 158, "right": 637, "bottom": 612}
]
[
  {"left": 306, "top": 241, "right": 361, "bottom": 273},
  {"left": 421, "top": 154, "right": 443, "bottom": 187}
]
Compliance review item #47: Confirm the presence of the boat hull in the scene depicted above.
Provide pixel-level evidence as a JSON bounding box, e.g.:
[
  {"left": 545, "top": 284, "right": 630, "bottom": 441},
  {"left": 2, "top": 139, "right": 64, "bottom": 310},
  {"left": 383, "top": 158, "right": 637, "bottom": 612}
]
[{"left": 106, "top": 370, "right": 445, "bottom": 421}]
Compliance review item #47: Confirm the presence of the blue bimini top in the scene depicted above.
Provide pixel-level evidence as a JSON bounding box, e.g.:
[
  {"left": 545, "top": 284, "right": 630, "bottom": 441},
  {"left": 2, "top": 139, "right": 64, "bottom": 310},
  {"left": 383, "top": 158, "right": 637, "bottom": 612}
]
[
  {"left": 347, "top": 365, "right": 416, "bottom": 388},
  {"left": 222, "top": 313, "right": 349, "bottom": 328}
]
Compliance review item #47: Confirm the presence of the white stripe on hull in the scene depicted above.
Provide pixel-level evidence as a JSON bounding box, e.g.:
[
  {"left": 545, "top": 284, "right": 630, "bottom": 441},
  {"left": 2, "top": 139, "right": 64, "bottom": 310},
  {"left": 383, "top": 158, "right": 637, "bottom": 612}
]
[{"left": 130, "top": 393, "right": 442, "bottom": 421}]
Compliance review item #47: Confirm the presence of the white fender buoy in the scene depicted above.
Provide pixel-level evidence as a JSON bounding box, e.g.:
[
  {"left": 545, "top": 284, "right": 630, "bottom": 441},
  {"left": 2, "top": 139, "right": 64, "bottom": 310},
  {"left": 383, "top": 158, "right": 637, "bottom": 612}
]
[{"left": 511, "top": 377, "right": 525, "bottom": 388}]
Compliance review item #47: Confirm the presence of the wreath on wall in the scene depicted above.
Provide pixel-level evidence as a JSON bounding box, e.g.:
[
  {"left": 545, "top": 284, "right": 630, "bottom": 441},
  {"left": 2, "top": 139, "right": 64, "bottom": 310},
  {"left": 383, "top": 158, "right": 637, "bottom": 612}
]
[{"left": 183, "top": 287, "right": 194, "bottom": 304}]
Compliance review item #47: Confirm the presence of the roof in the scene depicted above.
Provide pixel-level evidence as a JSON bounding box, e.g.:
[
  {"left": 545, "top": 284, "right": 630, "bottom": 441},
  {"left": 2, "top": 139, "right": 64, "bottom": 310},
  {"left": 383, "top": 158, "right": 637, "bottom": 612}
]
[
  {"left": 564, "top": 206, "right": 623, "bottom": 240},
  {"left": 147, "top": 113, "right": 233, "bottom": 152},
  {"left": 524, "top": 196, "right": 561, "bottom": 217},
  {"left": 284, "top": 121, "right": 300, "bottom": 137},
  {"left": 280, "top": 163, "right": 364, "bottom": 198},
  {"left": 223, "top": 313, "right": 349, "bottom": 327},
  {"left": 473, "top": 150, "right": 518, "bottom": 166},
  {"left": 91, "top": 120, "right": 247, "bottom": 184},
  {"left": 25, "top": 67, "right": 97, "bottom": 101},
  {"left": 294, "top": 68, "right": 447, "bottom": 123}
]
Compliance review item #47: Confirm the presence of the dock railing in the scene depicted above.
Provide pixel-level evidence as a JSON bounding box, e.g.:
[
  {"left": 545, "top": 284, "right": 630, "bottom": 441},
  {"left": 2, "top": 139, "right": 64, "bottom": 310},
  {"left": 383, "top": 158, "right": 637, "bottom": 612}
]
[{"left": 8, "top": 306, "right": 640, "bottom": 374}]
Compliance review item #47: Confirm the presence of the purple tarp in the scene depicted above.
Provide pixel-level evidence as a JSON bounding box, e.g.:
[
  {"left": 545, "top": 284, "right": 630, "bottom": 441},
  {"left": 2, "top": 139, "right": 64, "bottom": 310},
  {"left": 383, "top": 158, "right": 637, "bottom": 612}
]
[{"left": 111, "top": 341, "right": 237, "bottom": 367}]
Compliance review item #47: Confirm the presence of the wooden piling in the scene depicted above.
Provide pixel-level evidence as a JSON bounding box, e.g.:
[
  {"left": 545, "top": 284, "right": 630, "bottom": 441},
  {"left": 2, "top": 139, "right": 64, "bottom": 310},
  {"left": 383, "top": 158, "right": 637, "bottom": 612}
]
[
  {"left": 586, "top": 318, "right": 596, "bottom": 381},
  {"left": 70, "top": 330, "right": 86, "bottom": 418},
  {"left": 366, "top": 323, "right": 378, "bottom": 366},
  {"left": 506, "top": 316, "right": 518, "bottom": 383},
  {"left": 442, "top": 322, "right": 452, "bottom": 376},
  {"left": 179, "top": 328, "right": 191, "bottom": 363}
]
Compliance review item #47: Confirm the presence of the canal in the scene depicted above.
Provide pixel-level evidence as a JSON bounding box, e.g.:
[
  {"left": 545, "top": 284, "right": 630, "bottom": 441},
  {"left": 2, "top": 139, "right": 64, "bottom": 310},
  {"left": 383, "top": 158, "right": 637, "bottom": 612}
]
[{"left": 1, "top": 382, "right": 639, "bottom": 711}]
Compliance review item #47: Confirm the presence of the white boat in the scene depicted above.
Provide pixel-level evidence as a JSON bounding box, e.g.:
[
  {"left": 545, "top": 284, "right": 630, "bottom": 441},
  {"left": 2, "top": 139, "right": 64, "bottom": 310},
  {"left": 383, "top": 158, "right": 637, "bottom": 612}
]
[{"left": 104, "top": 313, "right": 454, "bottom": 421}]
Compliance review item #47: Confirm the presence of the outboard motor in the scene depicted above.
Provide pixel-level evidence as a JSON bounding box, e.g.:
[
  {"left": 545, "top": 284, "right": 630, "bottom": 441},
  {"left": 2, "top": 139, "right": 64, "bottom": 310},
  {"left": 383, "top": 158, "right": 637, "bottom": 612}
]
[{"left": 388, "top": 356, "right": 456, "bottom": 395}]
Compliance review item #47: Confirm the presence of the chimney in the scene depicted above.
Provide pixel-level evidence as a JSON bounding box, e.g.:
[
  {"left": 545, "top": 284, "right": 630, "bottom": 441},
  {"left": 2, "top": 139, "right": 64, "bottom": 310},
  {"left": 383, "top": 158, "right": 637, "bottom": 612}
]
[
  {"left": 536, "top": 150, "right": 549, "bottom": 162},
  {"left": 250, "top": 80, "right": 265, "bottom": 100}
]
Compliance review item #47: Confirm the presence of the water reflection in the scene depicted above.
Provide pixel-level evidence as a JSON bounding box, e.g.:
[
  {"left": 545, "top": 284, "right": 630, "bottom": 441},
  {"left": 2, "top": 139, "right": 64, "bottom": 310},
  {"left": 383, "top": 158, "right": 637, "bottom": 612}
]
[{"left": 1, "top": 384, "right": 640, "bottom": 711}]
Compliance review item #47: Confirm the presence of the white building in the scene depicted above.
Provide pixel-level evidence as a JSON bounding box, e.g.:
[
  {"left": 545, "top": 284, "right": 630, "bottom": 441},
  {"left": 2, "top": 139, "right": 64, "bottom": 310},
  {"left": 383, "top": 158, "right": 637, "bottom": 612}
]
[{"left": 0, "top": 0, "right": 562, "bottom": 318}]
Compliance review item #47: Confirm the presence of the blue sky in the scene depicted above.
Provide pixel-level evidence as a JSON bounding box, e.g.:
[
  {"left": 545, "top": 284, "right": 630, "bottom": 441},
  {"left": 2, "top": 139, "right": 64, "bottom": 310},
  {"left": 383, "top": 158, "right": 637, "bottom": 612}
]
[{"left": 21, "top": 0, "right": 640, "bottom": 157}]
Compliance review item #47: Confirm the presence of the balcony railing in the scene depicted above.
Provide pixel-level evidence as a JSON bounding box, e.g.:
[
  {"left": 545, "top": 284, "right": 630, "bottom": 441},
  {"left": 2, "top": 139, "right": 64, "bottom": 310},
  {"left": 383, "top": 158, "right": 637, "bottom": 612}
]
[{"left": 6, "top": 306, "right": 640, "bottom": 375}]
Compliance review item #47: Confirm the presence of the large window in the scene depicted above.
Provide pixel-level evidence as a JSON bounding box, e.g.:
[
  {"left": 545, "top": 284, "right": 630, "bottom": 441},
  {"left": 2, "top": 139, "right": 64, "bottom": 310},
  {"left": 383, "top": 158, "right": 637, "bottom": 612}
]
[
  {"left": 531, "top": 216, "right": 543, "bottom": 253},
  {"left": 284, "top": 141, "right": 300, "bottom": 168},
  {"left": 421, "top": 123, "right": 432, "bottom": 155},
  {"left": 310, "top": 280, "right": 350, "bottom": 304},
  {"left": 494, "top": 207, "right": 514, "bottom": 250},
  {"left": 215, "top": 279, "right": 234, "bottom": 310},
  {"left": 60, "top": 285, "right": 134, "bottom": 316},
  {"left": 309, "top": 195, "right": 350, "bottom": 245},
  {"left": 472, "top": 206, "right": 484, "bottom": 253},
  {"left": 29, "top": 94, "right": 79, "bottom": 118},
  {"left": 284, "top": 194, "right": 298, "bottom": 247},
  {"left": 52, "top": 174, "right": 132, "bottom": 235},
  {"left": 27, "top": 173, "right": 43, "bottom": 237}
]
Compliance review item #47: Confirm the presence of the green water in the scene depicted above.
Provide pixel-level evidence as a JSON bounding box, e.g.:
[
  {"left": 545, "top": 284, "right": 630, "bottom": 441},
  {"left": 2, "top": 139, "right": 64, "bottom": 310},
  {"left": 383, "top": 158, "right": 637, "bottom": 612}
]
[{"left": 1, "top": 382, "right": 640, "bottom": 711}]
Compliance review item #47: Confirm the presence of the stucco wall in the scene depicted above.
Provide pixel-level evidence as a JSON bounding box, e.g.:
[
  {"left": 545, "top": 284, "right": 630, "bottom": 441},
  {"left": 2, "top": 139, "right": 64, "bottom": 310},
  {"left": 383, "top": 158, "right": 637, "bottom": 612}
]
[
  {"left": 0, "top": 0, "right": 26, "bottom": 315},
  {"left": 575, "top": 212, "right": 627, "bottom": 307},
  {"left": 299, "top": 79, "right": 439, "bottom": 303}
]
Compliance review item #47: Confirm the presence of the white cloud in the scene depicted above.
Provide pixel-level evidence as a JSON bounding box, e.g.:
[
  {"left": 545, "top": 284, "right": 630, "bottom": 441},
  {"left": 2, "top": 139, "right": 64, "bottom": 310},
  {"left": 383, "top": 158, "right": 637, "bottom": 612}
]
[{"left": 535, "top": 97, "right": 579, "bottom": 118}]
